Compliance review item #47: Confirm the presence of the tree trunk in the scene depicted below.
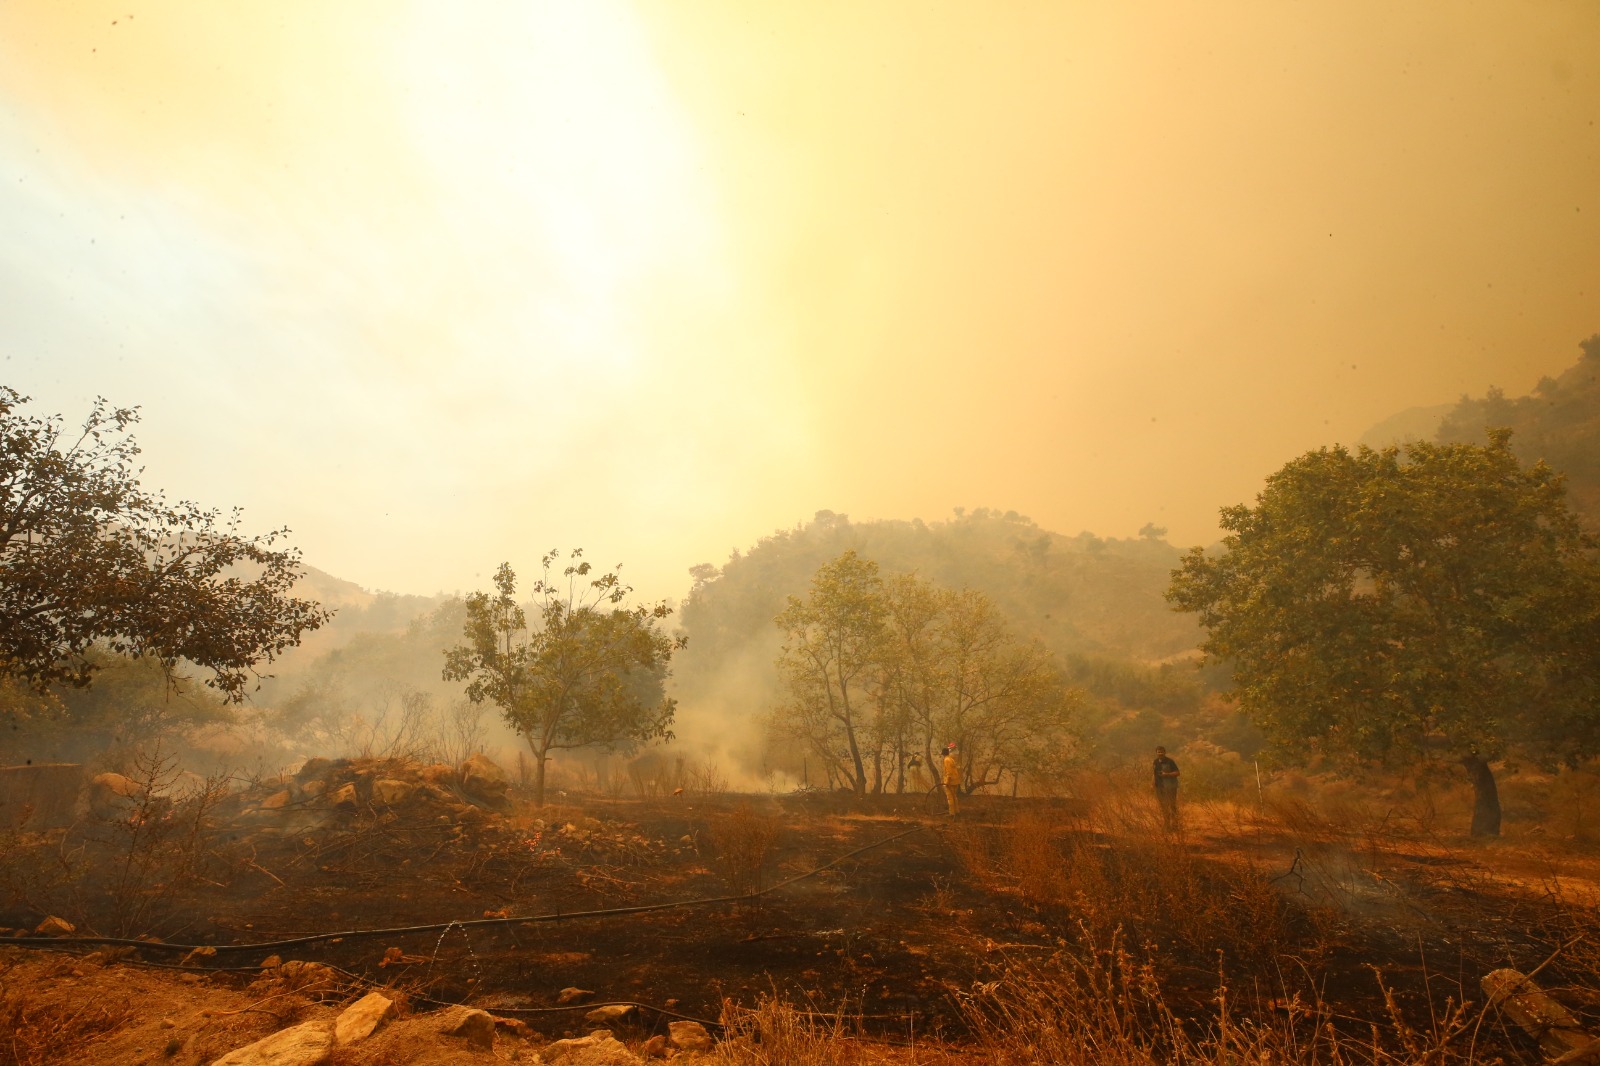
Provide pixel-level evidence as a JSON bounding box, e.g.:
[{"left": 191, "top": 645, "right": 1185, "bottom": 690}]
[
  {"left": 527, "top": 735, "right": 548, "bottom": 807},
  {"left": 1461, "top": 753, "right": 1501, "bottom": 837}
]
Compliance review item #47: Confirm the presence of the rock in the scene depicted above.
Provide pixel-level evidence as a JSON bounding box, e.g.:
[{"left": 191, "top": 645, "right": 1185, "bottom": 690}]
[
  {"left": 159, "top": 770, "right": 210, "bottom": 800},
  {"left": 299, "top": 779, "right": 327, "bottom": 799},
  {"left": 33, "top": 915, "right": 75, "bottom": 936},
  {"left": 640, "top": 1034, "right": 669, "bottom": 1058},
  {"left": 437, "top": 1005, "right": 495, "bottom": 1050},
  {"left": 371, "top": 779, "right": 415, "bottom": 806},
  {"left": 181, "top": 946, "right": 218, "bottom": 966},
  {"left": 209, "top": 1020, "right": 333, "bottom": 1066},
  {"left": 668, "top": 1020, "right": 715, "bottom": 1052},
  {"left": 259, "top": 790, "right": 292, "bottom": 811},
  {"left": 420, "top": 763, "right": 456, "bottom": 785},
  {"left": 543, "top": 1030, "right": 645, "bottom": 1065},
  {"left": 460, "top": 753, "right": 509, "bottom": 798},
  {"left": 81, "top": 772, "right": 144, "bottom": 818},
  {"left": 295, "top": 757, "right": 333, "bottom": 782},
  {"left": 276, "top": 960, "right": 338, "bottom": 995},
  {"left": 583, "top": 1004, "right": 635, "bottom": 1024},
  {"left": 329, "top": 783, "right": 358, "bottom": 810},
  {"left": 334, "top": 991, "right": 395, "bottom": 1045},
  {"left": 259, "top": 955, "right": 282, "bottom": 969},
  {"left": 556, "top": 987, "right": 595, "bottom": 1005}
]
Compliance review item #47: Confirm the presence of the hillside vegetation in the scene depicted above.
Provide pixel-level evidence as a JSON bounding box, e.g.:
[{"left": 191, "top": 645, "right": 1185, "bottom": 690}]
[
  {"left": 670, "top": 509, "right": 1215, "bottom": 779},
  {"left": 1435, "top": 333, "right": 1600, "bottom": 529}
]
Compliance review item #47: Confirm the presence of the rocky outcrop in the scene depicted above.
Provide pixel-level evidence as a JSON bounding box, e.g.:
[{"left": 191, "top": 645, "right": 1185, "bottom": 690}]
[
  {"left": 668, "top": 1020, "right": 715, "bottom": 1052},
  {"left": 334, "top": 991, "right": 395, "bottom": 1045},
  {"left": 209, "top": 1020, "right": 334, "bottom": 1066},
  {"left": 460, "top": 753, "right": 510, "bottom": 804},
  {"left": 543, "top": 1030, "right": 645, "bottom": 1065},
  {"left": 435, "top": 1005, "right": 495, "bottom": 1050}
]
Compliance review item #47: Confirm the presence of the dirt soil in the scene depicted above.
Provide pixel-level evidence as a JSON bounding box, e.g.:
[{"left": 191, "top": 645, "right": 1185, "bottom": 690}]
[{"left": 3, "top": 774, "right": 1599, "bottom": 1064}]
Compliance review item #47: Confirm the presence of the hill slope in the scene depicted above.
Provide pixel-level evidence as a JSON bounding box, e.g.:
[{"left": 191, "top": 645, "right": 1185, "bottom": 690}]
[{"left": 1434, "top": 333, "right": 1600, "bottom": 529}]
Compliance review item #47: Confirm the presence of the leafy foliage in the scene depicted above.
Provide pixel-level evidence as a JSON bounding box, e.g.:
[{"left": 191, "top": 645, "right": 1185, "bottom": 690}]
[
  {"left": 1168, "top": 431, "right": 1600, "bottom": 766},
  {"left": 0, "top": 387, "right": 330, "bottom": 699},
  {"left": 773, "top": 551, "right": 1079, "bottom": 794},
  {"left": 443, "top": 551, "right": 682, "bottom": 804}
]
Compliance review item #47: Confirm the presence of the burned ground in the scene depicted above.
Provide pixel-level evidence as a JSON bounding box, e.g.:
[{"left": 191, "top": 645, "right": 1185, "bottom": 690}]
[{"left": 2, "top": 762, "right": 1598, "bottom": 1063}]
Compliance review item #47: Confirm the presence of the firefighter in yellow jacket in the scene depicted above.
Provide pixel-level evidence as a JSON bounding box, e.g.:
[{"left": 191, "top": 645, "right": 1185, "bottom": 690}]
[{"left": 942, "top": 742, "right": 961, "bottom": 817}]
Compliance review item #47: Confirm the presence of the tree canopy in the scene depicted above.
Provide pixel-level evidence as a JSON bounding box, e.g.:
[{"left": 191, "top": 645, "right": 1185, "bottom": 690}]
[
  {"left": 442, "top": 551, "right": 682, "bottom": 805},
  {"left": 0, "top": 387, "right": 330, "bottom": 700},
  {"left": 773, "top": 550, "right": 1078, "bottom": 795},
  {"left": 1167, "top": 431, "right": 1600, "bottom": 768}
]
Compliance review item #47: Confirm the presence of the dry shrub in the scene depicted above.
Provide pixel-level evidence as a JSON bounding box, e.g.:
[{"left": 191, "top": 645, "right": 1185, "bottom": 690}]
[
  {"left": 1005, "top": 810, "right": 1070, "bottom": 908},
  {"left": 706, "top": 801, "right": 783, "bottom": 897},
  {"left": 1544, "top": 763, "right": 1600, "bottom": 845},
  {"left": 711, "top": 996, "right": 871, "bottom": 1066},
  {"left": 0, "top": 960, "right": 133, "bottom": 1066},
  {"left": 960, "top": 937, "right": 1488, "bottom": 1066},
  {"left": 985, "top": 805, "right": 1296, "bottom": 968},
  {"left": 943, "top": 820, "right": 993, "bottom": 884},
  {"left": 688, "top": 761, "right": 731, "bottom": 796},
  {"left": 711, "top": 995, "right": 951, "bottom": 1066}
]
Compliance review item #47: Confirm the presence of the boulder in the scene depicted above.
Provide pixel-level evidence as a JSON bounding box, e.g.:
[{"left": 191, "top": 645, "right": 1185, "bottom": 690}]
[
  {"left": 420, "top": 763, "right": 456, "bottom": 785},
  {"left": 33, "top": 916, "right": 75, "bottom": 936},
  {"left": 299, "top": 779, "right": 327, "bottom": 799},
  {"left": 258, "top": 790, "right": 292, "bottom": 811},
  {"left": 276, "top": 960, "right": 338, "bottom": 996},
  {"left": 459, "top": 753, "right": 509, "bottom": 799},
  {"left": 640, "top": 1034, "right": 669, "bottom": 1058},
  {"left": 668, "top": 1020, "right": 715, "bottom": 1052},
  {"left": 295, "top": 757, "right": 333, "bottom": 782},
  {"left": 209, "top": 1020, "right": 334, "bottom": 1066},
  {"left": 543, "top": 1030, "right": 645, "bottom": 1066},
  {"left": 557, "top": 987, "right": 595, "bottom": 1005},
  {"left": 371, "top": 779, "right": 415, "bottom": 806},
  {"left": 436, "top": 1005, "right": 495, "bottom": 1050},
  {"left": 583, "top": 1004, "right": 635, "bottom": 1024},
  {"left": 334, "top": 991, "right": 395, "bottom": 1045},
  {"left": 329, "top": 783, "right": 359, "bottom": 810},
  {"left": 158, "top": 770, "right": 211, "bottom": 799},
  {"left": 81, "top": 772, "right": 144, "bottom": 818}
]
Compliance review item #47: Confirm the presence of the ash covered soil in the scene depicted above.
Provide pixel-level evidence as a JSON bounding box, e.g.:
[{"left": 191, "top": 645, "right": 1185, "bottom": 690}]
[{"left": 4, "top": 756, "right": 1599, "bottom": 1063}]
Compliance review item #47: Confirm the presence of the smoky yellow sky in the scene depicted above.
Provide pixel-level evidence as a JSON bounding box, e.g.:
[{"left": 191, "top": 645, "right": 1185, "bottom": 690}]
[{"left": 2, "top": 1, "right": 1597, "bottom": 605}]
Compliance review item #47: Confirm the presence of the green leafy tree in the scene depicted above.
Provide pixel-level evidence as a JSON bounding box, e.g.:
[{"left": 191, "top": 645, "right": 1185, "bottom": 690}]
[
  {"left": 442, "top": 551, "right": 681, "bottom": 805},
  {"left": 0, "top": 387, "right": 330, "bottom": 700},
  {"left": 773, "top": 553, "right": 1079, "bottom": 796},
  {"left": 1168, "top": 431, "right": 1600, "bottom": 834},
  {"left": 882, "top": 573, "right": 1077, "bottom": 795},
  {"left": 772, "top": 550, "right": 887, "bottom": 794}
]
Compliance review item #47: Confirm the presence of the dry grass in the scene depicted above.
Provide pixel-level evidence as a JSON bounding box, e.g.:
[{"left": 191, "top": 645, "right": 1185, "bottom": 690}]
[
  {"left": 706, "top": 801, "right": 783, "bottom": 898},
  {"left": 0, "top": 958, "right": 133, "bottom": 1066}
]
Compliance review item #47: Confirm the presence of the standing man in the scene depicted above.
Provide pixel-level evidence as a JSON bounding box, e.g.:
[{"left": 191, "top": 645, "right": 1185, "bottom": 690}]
[
  {"left": 1152, "top": 746, "right": 1180, "bottom": 830},
  {"left": 942, "top": 742, "right": 961, "bottom": 817}
]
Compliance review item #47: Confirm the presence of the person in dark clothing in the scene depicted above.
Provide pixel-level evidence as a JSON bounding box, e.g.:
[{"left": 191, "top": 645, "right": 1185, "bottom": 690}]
[
  {"left": 1152, "top": 746, "right": 1180, "bottom": 830},
  {"left": 1460, "top": 749, "right": 1502, "bottom": 837}
]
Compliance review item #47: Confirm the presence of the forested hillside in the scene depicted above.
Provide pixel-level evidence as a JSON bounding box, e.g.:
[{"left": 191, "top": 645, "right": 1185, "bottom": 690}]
[
  {"left": 1435, "top": 333, "right": 1600, "bottom": 529},
  {"left": 670, "top": 509, "right": 1208, "bottom": 775}
]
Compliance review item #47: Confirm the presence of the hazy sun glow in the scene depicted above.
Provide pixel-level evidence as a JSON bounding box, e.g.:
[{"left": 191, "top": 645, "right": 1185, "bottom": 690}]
[{"left": 1, "top": 0, "right": 1596, "bottom": 602}]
